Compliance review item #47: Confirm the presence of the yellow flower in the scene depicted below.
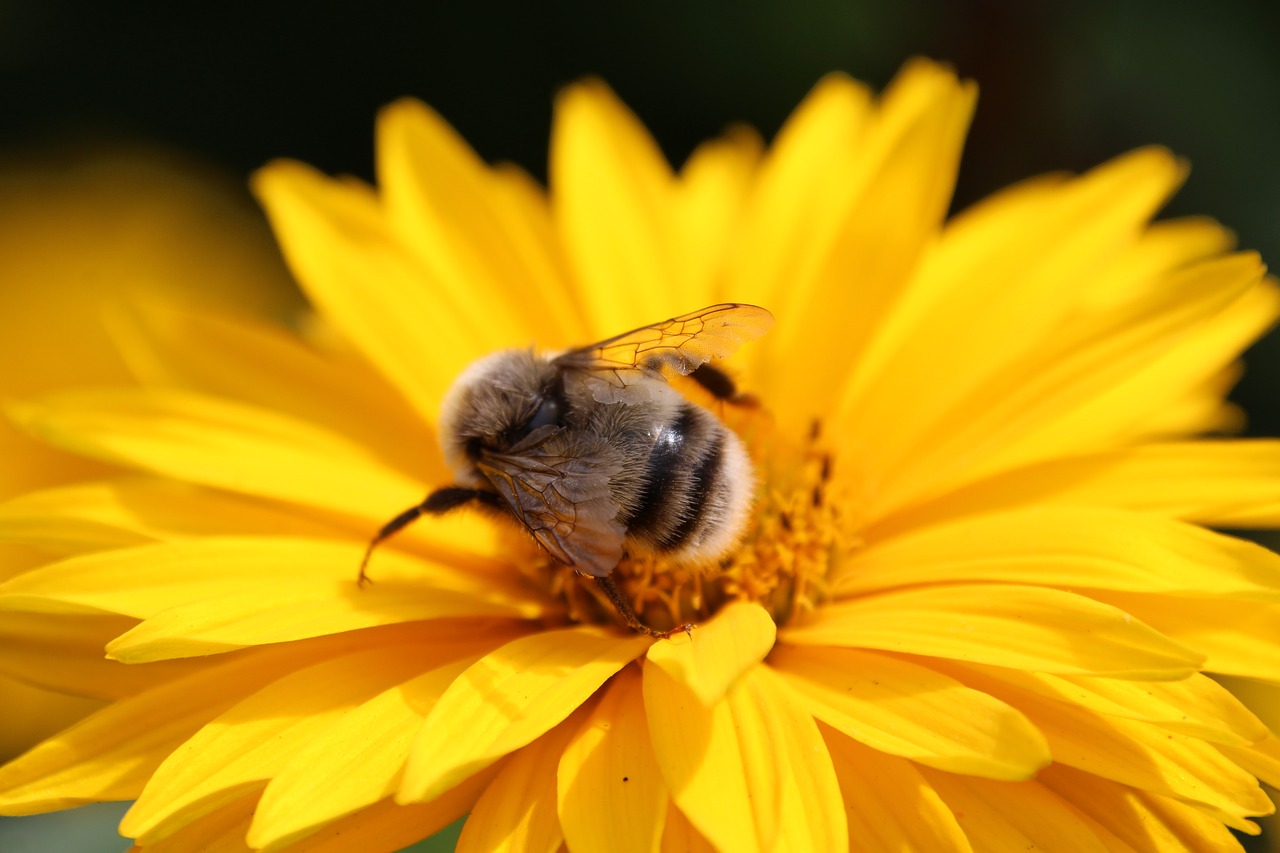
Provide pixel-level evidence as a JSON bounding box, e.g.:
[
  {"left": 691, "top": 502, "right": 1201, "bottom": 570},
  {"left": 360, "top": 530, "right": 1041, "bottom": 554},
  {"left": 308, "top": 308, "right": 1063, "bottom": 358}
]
[{"left": 2, "top": 58, "right": 1280, "bottom": 851}]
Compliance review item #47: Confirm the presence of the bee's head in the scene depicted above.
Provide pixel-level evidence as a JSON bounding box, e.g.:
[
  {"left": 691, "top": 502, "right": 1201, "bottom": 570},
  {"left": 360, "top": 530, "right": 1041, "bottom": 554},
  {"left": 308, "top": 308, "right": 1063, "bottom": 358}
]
[{"left": 437, "top": 349, "right": 565, "bottom": 485}]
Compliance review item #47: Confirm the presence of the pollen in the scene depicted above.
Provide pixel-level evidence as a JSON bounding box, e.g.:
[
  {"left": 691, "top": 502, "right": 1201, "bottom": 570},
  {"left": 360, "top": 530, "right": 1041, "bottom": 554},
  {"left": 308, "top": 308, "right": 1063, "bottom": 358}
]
[{"left": 538, "top": 418, "right": 859, "bottom": 634}]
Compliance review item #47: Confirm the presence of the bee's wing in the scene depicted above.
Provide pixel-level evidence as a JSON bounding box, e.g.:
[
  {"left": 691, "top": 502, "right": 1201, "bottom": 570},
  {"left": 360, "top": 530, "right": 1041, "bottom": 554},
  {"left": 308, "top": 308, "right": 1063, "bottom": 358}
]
[
  {"left": 553, "top": 303, "right": 774, "bottom": 404},
  {"left": 476, "top": 428, "right": 626, "bottom": 577}
]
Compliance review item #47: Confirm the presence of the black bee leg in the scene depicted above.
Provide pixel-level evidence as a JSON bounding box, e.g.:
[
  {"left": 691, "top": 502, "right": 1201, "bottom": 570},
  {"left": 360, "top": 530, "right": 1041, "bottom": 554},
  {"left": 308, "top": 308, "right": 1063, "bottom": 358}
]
[
  {"left": 358, "top": 487, "right": 497, "bottom": 587},
  {"left": 690, "top": 363, "right": 737, "bottom": 400},
  {"left": 593, "top": 575, "right": 695, "bottom": 640},
  {"left": 690, "top": 363, "right": 758, "bottom": 409}
]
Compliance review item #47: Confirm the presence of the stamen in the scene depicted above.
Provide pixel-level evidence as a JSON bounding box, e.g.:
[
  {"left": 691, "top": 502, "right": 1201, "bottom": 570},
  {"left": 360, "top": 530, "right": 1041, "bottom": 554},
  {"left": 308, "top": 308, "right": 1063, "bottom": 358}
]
[{"left": 531, "top": 418, "right": 858, "bottom": 632}]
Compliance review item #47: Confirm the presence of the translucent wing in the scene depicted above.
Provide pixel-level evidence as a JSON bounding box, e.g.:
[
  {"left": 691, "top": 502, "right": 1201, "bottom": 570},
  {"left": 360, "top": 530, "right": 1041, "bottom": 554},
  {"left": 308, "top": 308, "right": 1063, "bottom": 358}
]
[
  {"left": 553, "top": 303, "right": 774, "bottom": 404},
  {"left": 476, "top": 427, "right": 626, "bottom": 577}
]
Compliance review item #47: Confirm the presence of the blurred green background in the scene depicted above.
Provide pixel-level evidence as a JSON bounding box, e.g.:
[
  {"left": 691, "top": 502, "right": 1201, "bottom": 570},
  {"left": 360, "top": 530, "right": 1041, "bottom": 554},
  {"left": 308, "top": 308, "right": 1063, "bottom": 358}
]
[{"left": 1, "top": 1, "right": 1278, "bottom": 850}]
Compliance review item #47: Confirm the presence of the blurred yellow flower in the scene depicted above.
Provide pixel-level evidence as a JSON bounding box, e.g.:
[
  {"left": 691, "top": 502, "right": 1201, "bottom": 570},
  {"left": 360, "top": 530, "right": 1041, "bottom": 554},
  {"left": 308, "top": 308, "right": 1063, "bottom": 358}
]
[
  {"left": 0, "top": 147, "right": 299, "bottom": 761},
  {"left": 2, "top": 60, "right": 1279, "bottom": 851}
]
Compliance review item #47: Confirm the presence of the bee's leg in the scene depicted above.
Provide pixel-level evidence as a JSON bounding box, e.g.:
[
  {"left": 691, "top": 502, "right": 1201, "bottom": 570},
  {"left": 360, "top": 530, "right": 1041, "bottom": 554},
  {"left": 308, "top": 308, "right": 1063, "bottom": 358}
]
[
  {"left": 593, "top": 574, "right": 694, "bottom": 640},
  {"left": 690, "top": 363, "right": 758, "bottom": 409},
  {"left": 689, "top": 363, "right": 737, "bottom": 400},
  {"left": 358, "top": 487, "right": 499, "bottom": 586}
]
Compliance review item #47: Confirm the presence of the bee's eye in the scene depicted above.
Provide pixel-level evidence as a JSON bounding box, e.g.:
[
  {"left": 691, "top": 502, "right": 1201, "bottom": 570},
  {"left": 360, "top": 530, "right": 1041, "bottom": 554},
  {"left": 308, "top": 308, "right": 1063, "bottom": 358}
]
[{"left": 526, "top": 396, "right": 563, "bottom": 431}]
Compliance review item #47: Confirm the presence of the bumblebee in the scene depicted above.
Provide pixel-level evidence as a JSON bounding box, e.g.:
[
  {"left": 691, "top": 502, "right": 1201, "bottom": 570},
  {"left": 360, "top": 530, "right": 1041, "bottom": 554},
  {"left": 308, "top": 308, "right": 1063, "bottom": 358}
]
[{"left": 360, "top": 303, "right": 773, "bottom": 634}]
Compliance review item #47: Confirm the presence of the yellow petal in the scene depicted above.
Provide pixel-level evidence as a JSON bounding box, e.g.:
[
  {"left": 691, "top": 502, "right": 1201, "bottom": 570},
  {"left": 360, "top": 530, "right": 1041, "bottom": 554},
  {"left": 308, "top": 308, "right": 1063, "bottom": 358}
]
[
  {"left": 377, "top": 99, "right": 580, "bottom": 349},
  {"left": 0, "top": 610, "right": 199, "bottom": 700},
  {"left": 920, "top": 769, "right": 1127, "bottom": 852},
  {"left": 1013, "top": 275, "right": 1278, "bottom": 457},
  {"left": 822, "top": 730, "right": 973, "bottom": 853},
  {"left": 0, "top": 483, "right": 147, "bottom": 553},
  {"left": 0, "top": 538, "right": 538, "bottom": 661},
  {"left": 489, "top": 163, "right": 590, "bottom": 343},
  {"left": 284, "top": 771, "right": 499, "bottom": 853},
  {"left": 455, "top": 708, "right": 586, "bottom": 853},
  {"left": 558, "top": 667, "right": 667, "bottom": 853},
  {"left": 0, "top": 628, "right": 402, "bottom": 814},
  {"left": 7, "top": 387, "right": 427, "bottom": 521},
  {"left": 107, "top": 588, "right": 537, "bottom": 664},
  {"left": 124, "top": 789, "right": 258, "bottom": 853},
  {"left": 399, "top": 627, "right": 650, "bottom": 803},
  {"left": 943, "top": 662, "right": 1272, "bottom": 829},
  {"left": 1040, "top": 764, "right": 1251, "bottom": 853},
  {"left": 779, "top": 584, "right": 1203, "bottom": 679},
  {"left": 643, "top": 662, "right": 847, "bottom": 852},
  {"left": 551, "top": 79, "right": 682, "bottom": 332},
  {"left": 252, "top": 160, "right": 475, "bottom": 423},
  {"left": 838, "top": 147, "right": 1188, "bottom": 493},
  {"left": 829, "top": 169, "right": 1051, "bottom": 445},
  {"left": 1095, "top": 593, "right": 1280, "bottom": 681},
  {"left": 645, "top": 600, "right": 775, "bottom": 706},
  {"left": 1139, "top": 366, "right": 1247, "bottom": 439},
  {"left": 675, "top": 126, "right": 763, "bottom": 303},
  {"left": 770, "top": 645, "right": 1049, "bottom": 780},
  {"left": 1216, "top": 676, "right": 1280, "bottom": 744},
  {"left": 839, "top": 507, "right": 1280, "bottom": 602},
  {"left": 752, "top": 62, "right": 976, "bottom": 434},
  {"left": 956, "top": 666, "right": 1267, "bottom": 747},
  {"left": 728, "top": 72, "right": 871, "bottom": 312},
  {"left": 743, "top": 666, "right": 847, "bottom": 853},
  {"left": 872, "top": 251, "right": 1263, "bottom": 516},
  {"left": 247, "top": 655, "right": 480, "bottom": 852},
  {"left": 122, "top": 642, "right": 471, "bottom": 844},
  {"left": 642, "top": 662, "right": 761, "bottom": 853},
  {"left": 1217, "top": 732, "right": 1280, "bottom": 790},
  {"left": 0, "top": 477, "right": 342, "bottom": 554},
  {"left": 6, "top": 388, "right": 510, "bottom": 566},
  {"left": 108, "top": 303, "right": 445, "bottom": 484},
  {"left": 1076, "top": 215, "right": 1237, "bottom": 308},
  {"left": 876, "top": 440, "right": 1280, "bottom": 536},
  {"left": 0, "top": 675, "right": 103, "bottom": 765},
  {"left": 659, "top": 801, "right": 717, "bottom": 853}
]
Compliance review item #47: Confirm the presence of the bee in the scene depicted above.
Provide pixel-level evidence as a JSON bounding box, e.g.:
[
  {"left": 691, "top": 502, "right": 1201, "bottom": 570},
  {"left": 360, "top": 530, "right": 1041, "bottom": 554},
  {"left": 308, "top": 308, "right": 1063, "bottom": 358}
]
[{"left": 359, "top": 303, "right": 774, "bottom": 635}]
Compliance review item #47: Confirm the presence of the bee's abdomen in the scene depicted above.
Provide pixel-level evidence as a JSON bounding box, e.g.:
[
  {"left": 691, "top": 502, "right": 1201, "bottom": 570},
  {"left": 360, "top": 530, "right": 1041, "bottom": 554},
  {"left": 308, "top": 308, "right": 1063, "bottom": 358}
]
[{"left": 625, "top": 403, "right": 735, "bottom": 556}]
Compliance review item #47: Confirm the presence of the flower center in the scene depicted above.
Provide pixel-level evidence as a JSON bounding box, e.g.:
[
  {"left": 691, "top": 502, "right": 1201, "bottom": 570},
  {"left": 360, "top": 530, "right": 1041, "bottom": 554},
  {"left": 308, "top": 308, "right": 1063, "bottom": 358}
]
[{"left": 530, "top": 409, "right": 857, "bottom": 634}]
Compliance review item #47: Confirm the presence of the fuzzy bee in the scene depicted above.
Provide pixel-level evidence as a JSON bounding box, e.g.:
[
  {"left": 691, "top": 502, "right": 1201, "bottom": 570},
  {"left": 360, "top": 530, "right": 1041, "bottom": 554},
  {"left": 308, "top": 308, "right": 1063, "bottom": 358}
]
[{"left": 359, "top": 303, "right": 774, "bottom": 634}]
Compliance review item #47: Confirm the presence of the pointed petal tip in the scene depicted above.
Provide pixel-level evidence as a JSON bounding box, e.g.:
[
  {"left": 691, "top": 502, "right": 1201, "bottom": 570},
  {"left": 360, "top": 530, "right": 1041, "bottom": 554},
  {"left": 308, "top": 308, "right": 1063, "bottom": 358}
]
[
  {"left": 887, "top": 57, "right": 976, "bottom": 99},
  {"left": 551, "top": 77, "right": 630, "bottom": 136},
  {"left": 808, "top": 69, "right": 862, "bottom": 95},
  {"left": 1097, "top": 144, "right": 1189, "bottom": 198},
  {"left": 555, "top": 75, "right": 615, "bottom": 104},
  {"left": 248, "top": 158, "right": 314, "bottom": 200},
  {"left": 374, "top": 97, "right": 460, "bottom": 163},
  {"left": 376, "top": 95, "right": 429, "bottom": 123}
]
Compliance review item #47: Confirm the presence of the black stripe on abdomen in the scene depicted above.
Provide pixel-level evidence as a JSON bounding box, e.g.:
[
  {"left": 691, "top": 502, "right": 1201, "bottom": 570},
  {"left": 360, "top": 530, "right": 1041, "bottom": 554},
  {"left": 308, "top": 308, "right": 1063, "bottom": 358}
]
[
  {"left": 626, "top": 404, "right": 724, "bottom": 552},
  {"left": 661, "top": 427, "right": 723, "bottom": 550},
  {"left": 626, "top": 406, "right": 694, "bottom": 538}
]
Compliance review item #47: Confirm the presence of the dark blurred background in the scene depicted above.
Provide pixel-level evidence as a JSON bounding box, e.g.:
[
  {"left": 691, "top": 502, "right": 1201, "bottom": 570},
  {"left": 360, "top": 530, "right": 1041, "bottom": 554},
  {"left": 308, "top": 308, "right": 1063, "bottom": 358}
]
[
  {"left": 2, "top": 1, "right": 1278, "bottom": 850},
  {"left": 4, "top": 0, "right": 1279, "bottom": 428}
]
